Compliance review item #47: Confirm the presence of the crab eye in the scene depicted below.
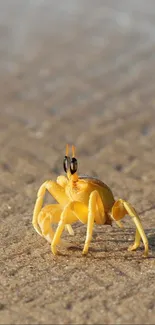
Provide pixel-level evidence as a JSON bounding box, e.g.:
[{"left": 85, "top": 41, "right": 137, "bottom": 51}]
[
  {"left": 63, "top": 156, "right": 70, "bottom": 173},
  {"left": 70, "top": 157, "right": 78, "bottom": 175}
]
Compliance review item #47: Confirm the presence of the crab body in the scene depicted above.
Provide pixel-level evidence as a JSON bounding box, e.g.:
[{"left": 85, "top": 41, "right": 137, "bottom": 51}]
[
  {"left": 64, "top": 175, "right": 115, "bottom": 226},
  {"left": 32, "top": 145, "right": 149, "bottom": 257},
  {"left": 68, "top": 175, "right": 114, "bottom": 209}
]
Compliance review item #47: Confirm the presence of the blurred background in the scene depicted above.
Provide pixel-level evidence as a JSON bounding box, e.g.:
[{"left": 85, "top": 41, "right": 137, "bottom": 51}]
[
  {"left": 1, "top": 0, "right": 155, "bottom": 203},
  {"left": 1, "top": 1, "right": 155, "bottom": 324}
]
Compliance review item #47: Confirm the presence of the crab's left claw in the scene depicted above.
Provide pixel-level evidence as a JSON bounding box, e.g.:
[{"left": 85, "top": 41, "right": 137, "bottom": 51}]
[{"left": 111, "top": 199, "right": 149, "bottom": 257}]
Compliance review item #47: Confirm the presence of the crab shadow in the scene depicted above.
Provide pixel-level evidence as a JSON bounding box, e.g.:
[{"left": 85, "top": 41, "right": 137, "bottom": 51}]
[
  {"left": 147, "top": 229, "right": 155, "bottom": 252},
  {"left": 65, "top": 227, "right": 155, "bottom": 260}
]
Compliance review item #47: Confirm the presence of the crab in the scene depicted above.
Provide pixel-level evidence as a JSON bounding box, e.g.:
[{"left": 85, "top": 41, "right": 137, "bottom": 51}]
[{"left": 32, "top": 144, "right": 149, "bottom": 257}]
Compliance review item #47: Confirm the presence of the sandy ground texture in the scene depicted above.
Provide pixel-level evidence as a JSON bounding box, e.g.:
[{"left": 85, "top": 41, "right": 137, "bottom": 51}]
[{"left": 0, "top": 0, "right": 155, "bottom": 324}]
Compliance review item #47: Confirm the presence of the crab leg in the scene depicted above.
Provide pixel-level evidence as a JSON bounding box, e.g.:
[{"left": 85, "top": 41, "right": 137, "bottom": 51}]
[
  {"left": 32, "top": 180, "right": 72, "bottom": 236},
  {"left": 37, "top": 204, "right": 74, "bottom": 248},
  {"left": 51, "top": 204, "right": 77, "bottom": 255},
  {"left": 32, "top": 181, "right": 47, "bottom": 235},
  {"left": 51, "top": 201, "right": 88, "bottom": 255},
  {"left": 82, "top": 190, "right": 104, "bottom": 255},
  {"left": 65, "top": 224, "right": 74, "bottom": 235},
  {"left": 128, "top": 228, "right": 141, "bottom": 252},
  {"left": 111, "top": 199, "right": 148, "bottom": 256}
]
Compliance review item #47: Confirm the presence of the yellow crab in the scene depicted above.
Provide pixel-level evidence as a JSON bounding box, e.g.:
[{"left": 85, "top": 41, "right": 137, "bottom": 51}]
[{"left": 32, "top": 144, "right": 149, "bottom": 256}]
